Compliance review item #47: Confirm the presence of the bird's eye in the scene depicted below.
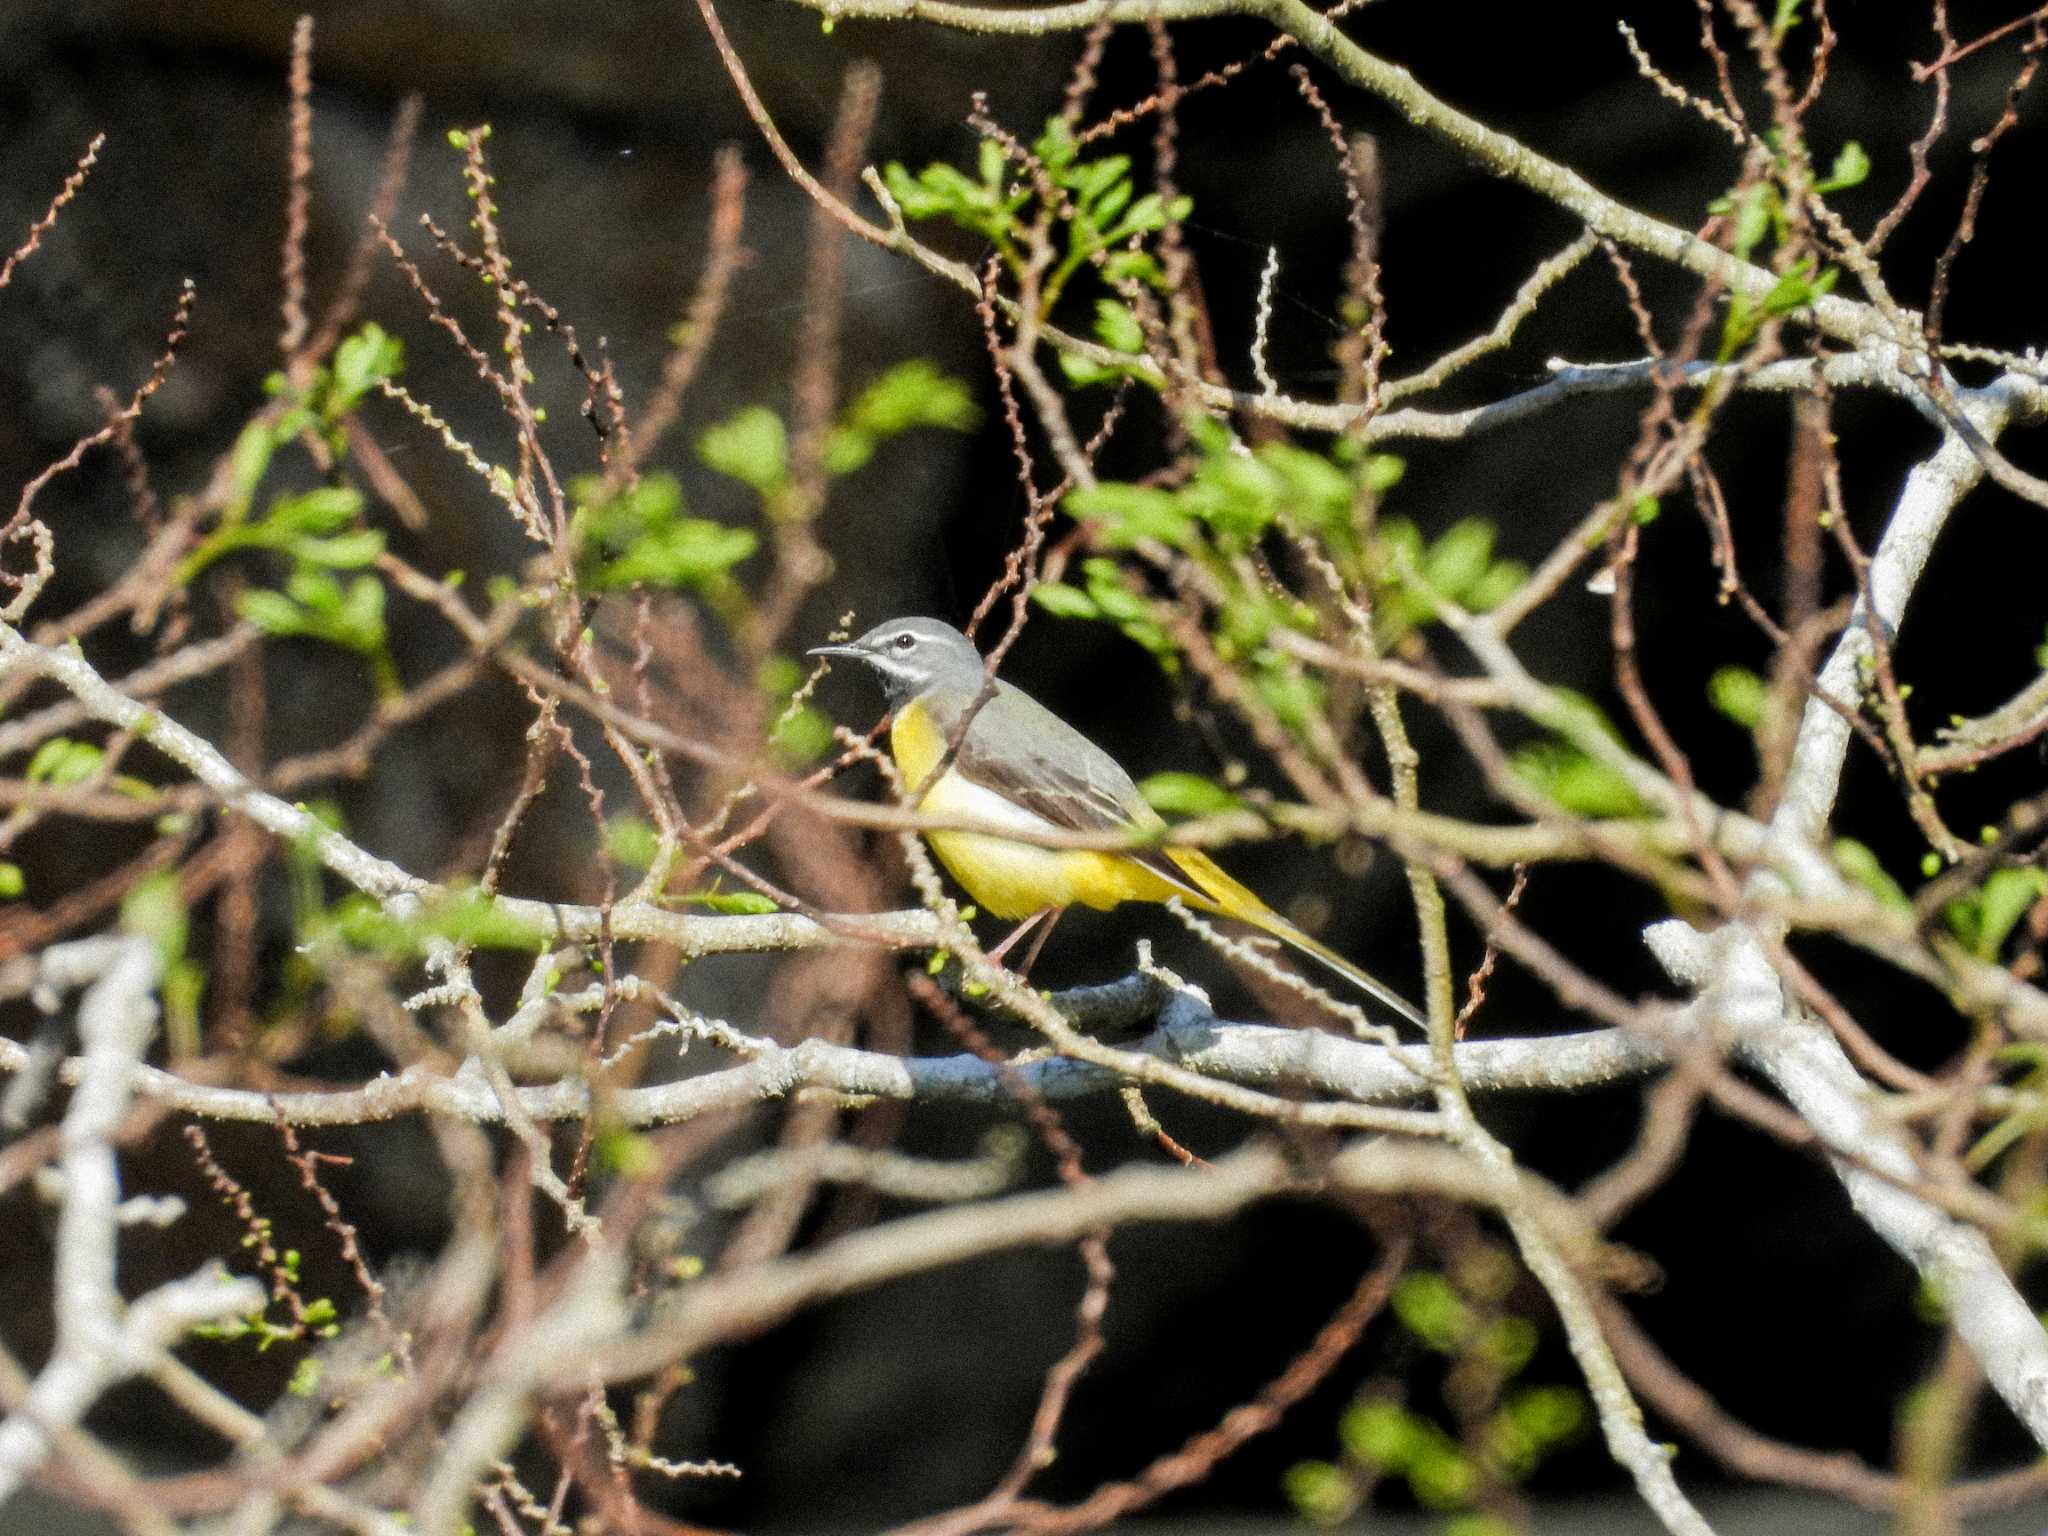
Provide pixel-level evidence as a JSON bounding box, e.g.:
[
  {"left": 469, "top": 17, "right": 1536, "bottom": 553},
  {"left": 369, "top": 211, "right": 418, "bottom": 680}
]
[{"left": 893, "top": 633, "right": 917, "bottom": 651}]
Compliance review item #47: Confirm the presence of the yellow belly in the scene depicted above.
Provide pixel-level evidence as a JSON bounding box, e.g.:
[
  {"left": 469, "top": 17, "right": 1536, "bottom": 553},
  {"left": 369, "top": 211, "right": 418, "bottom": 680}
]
[
  {"left": 919, "top": 770, "right": 1176, "bottom": 919},
  {"left": 890, "top": 697, "right": 1181, "bottom": 920}
]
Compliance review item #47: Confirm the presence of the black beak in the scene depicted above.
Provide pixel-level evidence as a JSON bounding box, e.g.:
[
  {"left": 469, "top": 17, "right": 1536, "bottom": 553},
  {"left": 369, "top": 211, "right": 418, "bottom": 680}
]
[{"left": 807, "top": 643, "right": 865, "bottom": 661}]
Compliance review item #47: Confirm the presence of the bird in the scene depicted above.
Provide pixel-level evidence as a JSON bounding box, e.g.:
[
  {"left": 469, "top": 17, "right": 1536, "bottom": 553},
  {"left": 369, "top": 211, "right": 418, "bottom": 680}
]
[{"left": 809, "top": 616, "right": 1425, "bottom": 1029}]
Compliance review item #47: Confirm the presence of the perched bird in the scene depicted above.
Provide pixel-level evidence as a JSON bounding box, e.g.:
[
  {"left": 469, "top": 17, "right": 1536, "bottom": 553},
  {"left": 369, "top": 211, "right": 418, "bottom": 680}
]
[{"left": 810, "top": 617, "right": 1424, "bottom": 1028}]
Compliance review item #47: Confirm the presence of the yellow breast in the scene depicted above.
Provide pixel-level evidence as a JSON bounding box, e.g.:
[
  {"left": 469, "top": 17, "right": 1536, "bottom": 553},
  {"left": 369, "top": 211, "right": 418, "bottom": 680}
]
[{"left": 889, "top": 697, "right": 1182, "bottom": 920}]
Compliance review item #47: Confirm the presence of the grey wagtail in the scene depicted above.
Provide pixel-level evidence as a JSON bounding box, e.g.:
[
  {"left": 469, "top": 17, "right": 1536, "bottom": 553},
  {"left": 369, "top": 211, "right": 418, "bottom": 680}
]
[{"left": 810, "top": 617, "right": 1425, "bottom": 1028}]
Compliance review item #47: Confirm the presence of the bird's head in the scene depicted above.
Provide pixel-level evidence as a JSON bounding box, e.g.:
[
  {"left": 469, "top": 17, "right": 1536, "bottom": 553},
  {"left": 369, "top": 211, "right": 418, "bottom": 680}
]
[{"left": 808, "top": 616, "right": 987, "bottom": 709}]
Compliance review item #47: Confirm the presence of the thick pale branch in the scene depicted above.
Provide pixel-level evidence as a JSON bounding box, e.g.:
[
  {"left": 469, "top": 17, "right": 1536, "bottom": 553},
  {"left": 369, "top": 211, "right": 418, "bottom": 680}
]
[
  {"left": 591, "top": 1135, "right": 1575, "bottom": 1382},
  {"left": 1649, "top": 920, "right": 2048, "bottom": 1454},
  {"left": 0, "top": 938, "right": 263, "bottom": 1507},
  {"left": 0, "top": 986, "right": 1672, "bottom": 1128}
]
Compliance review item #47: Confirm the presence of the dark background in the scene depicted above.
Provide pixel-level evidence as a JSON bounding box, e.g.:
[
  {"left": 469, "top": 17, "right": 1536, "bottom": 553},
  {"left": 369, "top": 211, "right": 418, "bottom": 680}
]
[{"left": 3, "top": 0, "right": 2047, "bottom": 1526}]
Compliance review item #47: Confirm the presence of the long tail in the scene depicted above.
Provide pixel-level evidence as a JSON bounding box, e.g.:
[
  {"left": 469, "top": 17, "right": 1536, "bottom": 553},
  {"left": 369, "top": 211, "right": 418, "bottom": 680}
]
[{"left": 1164, "top": 849, "right": 1428, "bottom": 1030}]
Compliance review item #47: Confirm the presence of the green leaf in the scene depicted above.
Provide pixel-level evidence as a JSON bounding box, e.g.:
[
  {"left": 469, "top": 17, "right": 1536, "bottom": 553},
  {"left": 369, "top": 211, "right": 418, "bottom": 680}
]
[
  {"left": 325, "top": 323, "right": 404, "bottom": 418},
  {"left": 1031, "top": 582, "right": 1098, "bottom": 619},
  {"left": 1833, "top": 838, "right": 1912, "bottom": 913},
  {"left": 226, "top": 420, "right": 277, "bottom": 521},
  {"left": 680, "top": 888, "right": 780, "bottom": 915},
  {"left": 1065, "top": 482, "right": 1195, "bottom": 550},
  {"left": 1281, "top": 1461, "right": 1354, "bottom": 1526},
  {"left": 1392, "top": 1271, "right": 1471, "bottom": 1353},
  {"left": 1463, "top": 559, "right": 1527, "bottom": 614},
  {"left": 1815, "top": 140, "right": 1870, "bottom": 195},
  {"left": 1509, "top": 742, "right": 1649, "bottom": 819},
  {"left": 597, "top": 1125, "right": 659, "bottom": 1177},
  {"left": 1409, "top": 1442, "right": 1478, "bottom": 1509},
  {"left": 1361, "top": 453, "right": 1406, "bottom": 494},
  {"left": 238, "top": 588, "right": 312, "bottom": 638},
  {"left": 1505, "top": 1384, "right": 1587, "bottom": 1447},
  {"left": 1957, "top": 868, "right": 2048, "bottom": 960},
  {"left": 1708, "top": 665, "right": 1767, "bottom": 729},
  {"left": 122, "top": 868, "right": 188, "bottom": 967},
  {"left": 770, "top": 703, "right": 832, "bottom": 766},
  {"left": 1338, "top": 1398, "right": 1418, "bottom": 1469},
  {"left": 0, "top": 863, "right": 24, "bottom": 899},
  {"left": 596, "top": 519, "right": 756, "bottom": 590},
  {"left": 605, "top": 815, "right": 661, "bottom": 871},
  {"left": 1478, "top": 1315, "right": 1538, "bottom": 1377},
  {"left": 698, "top": 406, "right": 789, "bottom": 496},
  {"left": 842, "top": 360, "right": 978, "bottom": 439},
  {"left": 1101, "top": 248, "right": 1168, "bottom": 290},
  {"left": 1731, "top": 183, "right": 1774, "bottom": 260},
  {"left": 27, "top": 737, "right": 105, "bottom": 787},
  {"left": 269, "top": 486, "right": 364, "bottom": 536},
  {"left": 827, "top": 361, "right": 978, "bottom": 475},
  {"left": 571, "top": 472, "right": 758, "bottom": 592},
  {"left": 1137, "top": 771, "right": 1244, "bottom": 818},
  {"left": 331, "top": 884, "right": 547, "bottom": 955},
  {"left": 1423, "top": 519, "right": 1497, "bottom": 603},
  {"left": 1760, "top": 257, "right": 1838, "bottom": 319},
  {"left": 293, "top": 529, "right": 386, "bottom": 569},
  {"left": 1258, "top": 442, "right": 1353, "bottom": 533},
  {"left": 1092, "top": 298, "right": 1145, "bottom": 355}
]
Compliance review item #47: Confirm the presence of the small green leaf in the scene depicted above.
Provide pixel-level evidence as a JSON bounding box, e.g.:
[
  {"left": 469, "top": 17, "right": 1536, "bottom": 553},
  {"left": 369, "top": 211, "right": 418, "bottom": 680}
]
[
  {"left": 122, "top": 868, "right": 188, "bottom": 967},
  {"left": 1463, "top": 559, "right": 1527, "bottom": 614},
  {"left": 597, "top": 1125, "right": 659, "bottom": 1177},
  {"left": 325, "top": 323, "right": 404, "bottom": 418},
  {"left": 274, "top": 485, "right": 364, "bottom": 534},
  {"left": 1392, "top": 1271, "right": 1471, "bottom": 1352},
  {"left": 1505, "top": 1383, "right": 1588, "bottom": 1447},
  {"left": 1281, "top": 1461, "right": 1354, "bottom": 1526},
  {"left": 226, "top": 420, "right": 276, "bottom": 520},
  {"left": 770, "top": 704, "right": 832, "bottom": 766},
  {"left": 605, "top": 814, "right": 661, "bottom": 871},
  {"left": 1361, "top": 453, "right": 1406, "bottom": 494},
  {"left": 1708, "top": 665, "right": 1767, "bottom": 729},
  {"left": 826, "top": 360, "right": 978, "bottom": 476},
  {"left": 0, "top": 863, "right": 24, "bottom": 899},
  {"left": 1833, "top": 838, "right": 1911, "bottom": 912},
  {"left": 698, "top": 406, "right": 789, "bottom": 496},
  {"left": 1137, "top": 771, "right": 1244, "bottom": 818},
  {"left": 1065, "top": 482, "right": 1196, "bottom": 550},
  {"left": 679, "top": 888, "right": 781, "bottom": 915},
  {"left": 1731, "top": 183, "right": 1774, "bottom": 260},
  {"left": 1815, "top": 140, "right": 1870, "bottom": 195},
  {"left": 27, "top": 737, "right": 105, "bottom": 787},
  {"left": 1032, "top": 582, "right": 1099, "bottom": 619},
  {"left": 571, "top": 472, "right": 757, "bottom": 592},
  {"left": 238, "top": 589, "right": 311, "bottom": 638},
  {"left": 1092, "top": 298, "right": 1145, "bottom": 355},
  {"left": 1423, "top": 519, "right": 1497, "bottom": 603},
  {"left": 1952, "top": 867, "right": 2048, "bottom": 960},
  {"left": 1339, "top": 1397, "right": 1419, "bottom": 1468},
  {"left": 1509, "top": 742, "right": 1648, "bottom": 819}
]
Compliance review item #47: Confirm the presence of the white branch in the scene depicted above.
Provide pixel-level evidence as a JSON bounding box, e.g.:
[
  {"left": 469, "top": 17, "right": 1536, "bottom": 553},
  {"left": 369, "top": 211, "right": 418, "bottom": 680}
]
[
  {"left": 1, "top": 988, "right": 1673, "bottom": 1129},
  {"left": 0, "top": 938, "right": 264, "bottom": 1508},
  {"left": 1649, "top": 915, "right": 2048, "bottom": 1452},
  {"left": 1768, "top": 402, "right": 2011, "bottom": 856}
]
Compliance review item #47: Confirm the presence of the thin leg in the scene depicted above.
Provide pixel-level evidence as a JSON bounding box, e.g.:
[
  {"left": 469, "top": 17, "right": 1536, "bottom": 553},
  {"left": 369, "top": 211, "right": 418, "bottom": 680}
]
[
  {"left": 1015, "top": 905, "right": 1063, "bottom": 978},
  {"left": 986, "top": 905, "right": 1055, "bottom": 966}
]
